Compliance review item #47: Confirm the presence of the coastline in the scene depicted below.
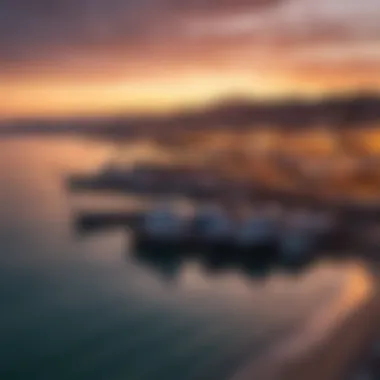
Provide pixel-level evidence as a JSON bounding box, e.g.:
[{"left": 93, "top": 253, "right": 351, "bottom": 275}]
[{"left": 231, "top": 263, "right": 380, "bottom": 380}]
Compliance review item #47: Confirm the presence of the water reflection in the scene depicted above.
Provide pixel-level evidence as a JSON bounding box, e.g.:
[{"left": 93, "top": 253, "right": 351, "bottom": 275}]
[{"left": 130, "top": 244, "right": 312, "bottom": 282}]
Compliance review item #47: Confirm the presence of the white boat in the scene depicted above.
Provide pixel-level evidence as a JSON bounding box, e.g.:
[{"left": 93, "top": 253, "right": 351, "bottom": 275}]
[
  {"left": 135, "top": 204, "right": 237, "bottom": 253},
  {"left": 235, "top": 211, "right": 278, "bottom": 247},
  {"left": 143, "top": 204, "right": 188, "bottom": 239},
  {"left": 279, "top": 210, "right": 329, "bottom": 262},
  {"left": 193, "top": 205, "right": 235, "bottom": 239}
]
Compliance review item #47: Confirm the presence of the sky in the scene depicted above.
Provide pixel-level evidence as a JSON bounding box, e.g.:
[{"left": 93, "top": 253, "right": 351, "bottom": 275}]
[{"left": 2, "top": 0, "right": 380, "bottom": 119}]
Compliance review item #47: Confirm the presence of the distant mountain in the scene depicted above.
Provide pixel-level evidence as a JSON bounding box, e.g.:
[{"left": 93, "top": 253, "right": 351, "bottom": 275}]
[
  {"left": 2, "top": 92, "right": 380, "bottom": 139},
  {"left": 166, "top": 92, "right": 380, "bottom": 131},
  {"left": 117, "top": 92, "right": 380, "bottom": 134}
]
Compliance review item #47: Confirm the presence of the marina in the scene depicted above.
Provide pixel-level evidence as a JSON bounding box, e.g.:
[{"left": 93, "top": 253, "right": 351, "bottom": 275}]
[
  {"left": 0, "top": 136, "right": 376, "bottom": 380},
  {"left": 4, "top": 0, "right": 380, "bottom": 375},
  {"left": 73, "top": 201, "right": 349, "bottom": 265},
  {"left": 64, "top": 136, "right": 380, "bottom": 380},
  {"left": 69, "top": 156, "right": 380, "bottom": 264}
]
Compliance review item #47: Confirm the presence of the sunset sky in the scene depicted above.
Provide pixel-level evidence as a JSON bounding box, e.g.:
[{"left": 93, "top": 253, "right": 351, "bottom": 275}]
[{"left": 2, "top": 0, "right": 380, "bottom": 119}]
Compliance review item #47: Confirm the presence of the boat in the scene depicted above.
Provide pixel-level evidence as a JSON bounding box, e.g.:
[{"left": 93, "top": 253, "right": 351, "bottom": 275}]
[
  {"left": 235, "top": 208, "right": 280, "bottom": 258},
  {"left": 278, "top": 209, "right": 334, "bottom": 264},
  {"left": 133, "top": 204, "right": 191, "bottom": 253},
  {"left": 190, "top": 205, "right": 236, "bottom": 254}
]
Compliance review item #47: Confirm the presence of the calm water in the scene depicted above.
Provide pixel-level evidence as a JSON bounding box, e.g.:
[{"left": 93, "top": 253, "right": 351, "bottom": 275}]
[{"left": 0, "top": 137, "right": 373, "bottom": 380}]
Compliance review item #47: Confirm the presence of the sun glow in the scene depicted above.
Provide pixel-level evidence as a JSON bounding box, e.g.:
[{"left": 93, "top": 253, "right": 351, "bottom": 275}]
[{"left": 2, "top": 69, "right": 325, "bottom": 120}]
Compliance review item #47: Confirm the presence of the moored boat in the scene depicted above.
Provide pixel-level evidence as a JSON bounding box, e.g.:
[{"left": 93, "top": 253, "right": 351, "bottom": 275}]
[
  {"left": 278, "top": 209, "right": 334, "bottom": 264},
  {"left": 191, "top": 205, "right": 236, "bottom": 254},
  {"left": 235, "top": 208, "right": 280, "bottom": 258},
  {"left": 133, "top": 204, "right": 191, "bottom": 253},
  {"left": 75, "top": 202, "right": 338, "bottom": 265}
]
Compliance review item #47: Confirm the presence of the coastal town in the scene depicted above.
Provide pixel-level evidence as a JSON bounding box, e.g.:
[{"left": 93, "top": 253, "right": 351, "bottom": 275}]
[{"left": 3, "top": 0, "right": 380, "bottom": 378}]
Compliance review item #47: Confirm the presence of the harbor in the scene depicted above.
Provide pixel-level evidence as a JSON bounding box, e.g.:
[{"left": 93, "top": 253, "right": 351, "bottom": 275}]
[
  {"left": 3, "top": 0, "right": 380, "bottom": 377},
  {"left": 65, "top": 138, "right": 380, "bottom": 380},
  {"left": 68, "top": 151, "right": 380, "bottom": 266},
  {"left": 0, "top": 136, "right": 376, "bottom": 380}
]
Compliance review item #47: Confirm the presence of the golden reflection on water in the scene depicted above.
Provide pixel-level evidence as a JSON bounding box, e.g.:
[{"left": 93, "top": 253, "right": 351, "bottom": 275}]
[
  {"left": 283, "top": 262, "right": 374, "bottom": 352},
  {"left": 231, "top": 261, "right": 375, "bottom": 380}
]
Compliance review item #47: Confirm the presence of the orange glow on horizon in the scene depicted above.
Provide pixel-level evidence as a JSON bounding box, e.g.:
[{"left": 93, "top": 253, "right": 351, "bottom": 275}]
[
  {"left": 2, "top": 0, "right": 380, "bottom": 120},
  {"left": 3, "top": 66, "right": 380, "bottom": 120},
  {"left": 2, "top": 72, "right": 291, "bottom": 119}
]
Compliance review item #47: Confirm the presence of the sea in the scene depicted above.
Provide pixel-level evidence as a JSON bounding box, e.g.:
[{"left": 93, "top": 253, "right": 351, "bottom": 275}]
[{"left": 0, "top": 136, "right": 373, "bottom": 380}]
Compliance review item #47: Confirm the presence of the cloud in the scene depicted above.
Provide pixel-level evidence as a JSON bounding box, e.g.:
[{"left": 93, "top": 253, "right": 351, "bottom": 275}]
[
  {"left": 186, "top": 0, "right": 380, "bottom": 42},
  {"left": 0, "top": 0, "right": 284, "bottom": 64},
  {"left": 167, "top": 0, "right": 283, "bottom": 15},
  {"left": 1, "top": 0, "right": 380, "bottom": 84},
  {"left": 0, "top": 0, "right": 154, "bottom": 61}
]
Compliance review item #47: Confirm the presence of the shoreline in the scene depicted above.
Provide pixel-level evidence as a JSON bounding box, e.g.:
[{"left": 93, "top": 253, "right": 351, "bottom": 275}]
[
  {"left": 278, "top": 288, "right": 380, "bottom": 380},
  {"left": 231, "top": 264, "right": 380, "bottom": 380}
]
